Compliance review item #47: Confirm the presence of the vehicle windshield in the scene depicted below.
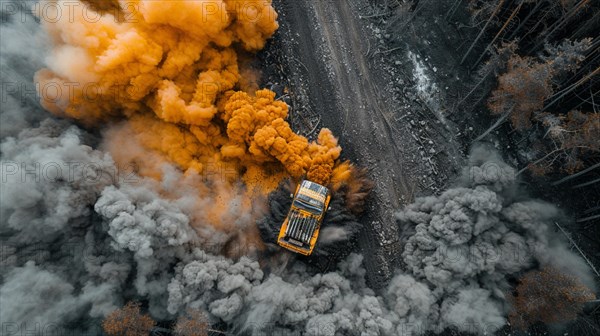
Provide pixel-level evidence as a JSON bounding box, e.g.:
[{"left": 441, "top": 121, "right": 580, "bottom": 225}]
[{"left": 293, "top": 199, "right": 323, "bottom": 215}]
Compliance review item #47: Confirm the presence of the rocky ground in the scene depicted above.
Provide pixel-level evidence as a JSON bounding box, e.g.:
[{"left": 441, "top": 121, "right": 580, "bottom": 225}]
[
  {"left": 259, "top": 0, "right": 599, "bottom": 312},
  {"left": 259, "top": 0, "right": 472, "bottom": 290}
]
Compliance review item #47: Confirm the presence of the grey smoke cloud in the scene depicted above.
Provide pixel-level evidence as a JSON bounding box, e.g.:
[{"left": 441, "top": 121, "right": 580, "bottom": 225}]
[
  {"left": 0, "top": 261, "right": 82, "bottom": 328},
  {"left": 0, "top": 118, "right": 130, "bottom": 333},
  {"left": 391, "top": 145, "right": 596, "bottom": 334},
  {"left": 1, "top": 120, "right": 116, "bottom": 242},
  {"left": 1, "top": 0, "right": 48, "bottom": 138}
]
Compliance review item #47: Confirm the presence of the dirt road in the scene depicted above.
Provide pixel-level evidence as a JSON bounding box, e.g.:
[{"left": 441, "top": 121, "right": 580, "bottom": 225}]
[{"left": 267, "top": 0, "right": 463, "bottom": 290}]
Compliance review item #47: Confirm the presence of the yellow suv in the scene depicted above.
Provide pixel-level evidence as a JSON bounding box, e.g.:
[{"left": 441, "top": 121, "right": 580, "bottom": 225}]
[{"left": 277, "top": 180, "right": 331, "bottom": 255}]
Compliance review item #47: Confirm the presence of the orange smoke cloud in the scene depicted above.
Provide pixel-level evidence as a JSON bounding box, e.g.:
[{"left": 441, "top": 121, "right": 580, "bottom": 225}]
[
  {"left": 35, "top": 0, "right": 363, "bottom": 252},
  {"left": 224, "top": 90, "right": 343, "bottom": 184},
  {"left": 35, "top": 0, "right": 278, "bottom": 123}
]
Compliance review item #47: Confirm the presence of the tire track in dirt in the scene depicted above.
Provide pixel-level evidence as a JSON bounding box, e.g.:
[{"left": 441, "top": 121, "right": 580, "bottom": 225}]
[
  {"left": 270, "top": 0, "right": 454, "bottom": 290},
  {"left": 310, "top": 0, "right": 415, "bottom": 288}
]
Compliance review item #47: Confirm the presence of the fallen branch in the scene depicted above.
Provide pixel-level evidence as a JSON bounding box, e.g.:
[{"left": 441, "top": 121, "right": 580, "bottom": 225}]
[
  {"left": 372, "top": 46, "right": 403, "bottom": 57},
  {"left": 359, "top": 11, "right": 392, "bottom": 19},
  {"left": 460, "top": 0, "right": 505, "bottom": 65},
  {"left": 306, "top": 115, "right": 322, "bottom": 137},
  {"left": 577, "top": 214, "right": 600, "bottom": 223},
  {"left": 517, "top": 146, "right": 593, "bottom": 176},
  {"left": 473, "top": 107, "right": 513, "bottom": 142},
  {"left": 572, "top": 177, "right": 600, "bottom": 189},
  {"left": 554, "top": 222, "right": 600, "bottom": 279},
  {"left": 551, "top": 162, "right": 600, "bottom": 186}
]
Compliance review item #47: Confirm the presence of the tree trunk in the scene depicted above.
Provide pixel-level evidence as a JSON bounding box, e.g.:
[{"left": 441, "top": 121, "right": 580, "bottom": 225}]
[
  {"left": 521, "top": 7, "right": 553, "bottom": 48},
  {"left": 473, "top": 106, "right": 513, "bottom": 142},
  {"left": 508, "top": 0, "right": 546, "bottom": 40},
  {"left": 572, "top": 13, "right": 600, "bottom": 38},
  {"left": 460, "top": 0, "right": 506, "bottom": 65},
  {"left": 554, "top": 222, "right": 600, "bottom": 278},
  {"left": 531, "top": 0, "right": 591, "bottom": 52},
  {"left": 543, "top": 66, "right": 600, "bottom": 111},
  {"left": 472, "top": 1, "right": 524, "bottom": 69},
  {"left": 457, "top": 70, "right": 493, "bottom": 107},
  {"left": 552, "top": 162, "right": 600, "bottom": 186},
  {"left": 445, "top": 0, "right": 464, "bottom": 21}
]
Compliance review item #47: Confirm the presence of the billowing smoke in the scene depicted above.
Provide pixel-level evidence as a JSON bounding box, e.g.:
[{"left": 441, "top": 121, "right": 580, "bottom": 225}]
[
  {"left": 33, "top": 0, "right": 350, "bottom": 190},
  {"left": 1, "top": 1, "right": 595, "bottom": 336},
  {"left": 240, "top": 145, "right": 594, "bottom": 335},
  {"left": 2, "top": 122, "right": 592, "bottom": 335},
  {"left": 0, "top": 0, "right": 366, "bottom": 333},
  {"left": 0, "top": 0, "right": 48, "bottom": 137},
  {"left": 25, "top": 0, "right": 365, "bottom": 259},
  {"left": 391, "top": 145, "right": 596, "bottom": 333}
]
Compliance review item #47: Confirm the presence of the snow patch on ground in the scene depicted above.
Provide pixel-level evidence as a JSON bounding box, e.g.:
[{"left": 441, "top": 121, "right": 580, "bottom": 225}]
[
  {"left": 408, "top": 50, "right": 453, "bottom": 130},
  {"left": 408, "top": 50, "right": 439, "bottom": 108}
]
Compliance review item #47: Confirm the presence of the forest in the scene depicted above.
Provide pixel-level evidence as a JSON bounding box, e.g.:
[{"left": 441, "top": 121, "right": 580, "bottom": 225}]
[
  {"left": 446, "top": 0, "right": 599, "bottom": 333},
  {"left": 357, "top": 0, "right": 600, "bottom": 334},
  {"left": 462, "top": 0, "right": 599, "bottom": 178}
]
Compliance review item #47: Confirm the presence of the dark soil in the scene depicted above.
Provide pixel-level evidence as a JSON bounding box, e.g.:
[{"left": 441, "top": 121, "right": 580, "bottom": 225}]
[
  {"left": 258, "top": 0, "right": 467, "bottom": 292},
  {"left": 257, "top": 0, "right": 599, "bottom": 334}
]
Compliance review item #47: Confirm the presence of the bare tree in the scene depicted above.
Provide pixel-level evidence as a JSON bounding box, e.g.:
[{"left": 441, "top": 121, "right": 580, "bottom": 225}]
[
  {"left": 173, "top": 308, "right": 225, "bottom": 336},
  {"left": 457, "top": 41, "right": 518, "bottom": 109},
  {"left": 508, "top": 267, "right": 596, "bottom": 330},
  {"left": 488, "top": 55, "right": 554, "bottom": 129},
  {"left": 102, "top": 302, "right": 156, "bottom": 336},
  {"left": 530, "top": 0, "right": 592, "bottom": 52},
  {"left": 461, "top": 0, "right": 505, "bottom": 65},
  {"left": 472, "top": 0, "right": 526, "bottom": 68}
]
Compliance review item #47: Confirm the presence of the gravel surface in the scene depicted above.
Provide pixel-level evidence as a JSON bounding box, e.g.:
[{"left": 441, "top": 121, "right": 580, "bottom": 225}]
[{"left": 260, "top": 0, "right": 466, "bottom": 290}]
